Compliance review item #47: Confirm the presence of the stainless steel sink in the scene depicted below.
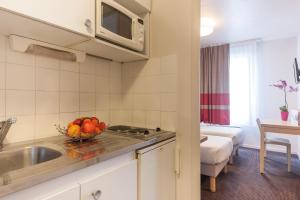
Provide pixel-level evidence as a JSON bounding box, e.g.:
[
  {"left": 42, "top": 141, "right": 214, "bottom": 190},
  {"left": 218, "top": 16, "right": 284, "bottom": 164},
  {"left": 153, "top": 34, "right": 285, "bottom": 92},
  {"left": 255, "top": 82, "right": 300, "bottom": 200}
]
[{"left": 0, "top": 146, "right": 62, "bottom": 175}]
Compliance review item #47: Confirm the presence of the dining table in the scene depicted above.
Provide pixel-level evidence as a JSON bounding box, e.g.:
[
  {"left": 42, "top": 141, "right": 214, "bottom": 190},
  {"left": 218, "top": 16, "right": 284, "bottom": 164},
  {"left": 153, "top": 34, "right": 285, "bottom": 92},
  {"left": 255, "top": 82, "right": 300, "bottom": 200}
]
[{"left": 259, "top": 120, "right": 300, "bottom": 174}]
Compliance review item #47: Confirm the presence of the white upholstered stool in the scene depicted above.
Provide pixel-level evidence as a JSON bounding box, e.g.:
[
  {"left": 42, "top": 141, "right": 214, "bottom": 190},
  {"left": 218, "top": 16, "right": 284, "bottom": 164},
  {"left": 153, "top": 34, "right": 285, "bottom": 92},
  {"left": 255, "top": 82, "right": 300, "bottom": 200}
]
[{"left": 264, "top": 137, "right": 291, "bottom": 172}]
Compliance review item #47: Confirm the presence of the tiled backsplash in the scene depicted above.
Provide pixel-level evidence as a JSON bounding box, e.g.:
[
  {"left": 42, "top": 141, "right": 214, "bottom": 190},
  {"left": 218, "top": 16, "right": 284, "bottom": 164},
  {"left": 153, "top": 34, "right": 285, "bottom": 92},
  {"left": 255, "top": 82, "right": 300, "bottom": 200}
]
[
  {"left": 0, "top": 34, "right": 121, "bottom": 143},
  {"left": 120, "top": 55, "right": 177, "bottom": 131},
  {"left": 0, "top": 33, "right": 177, "bottom": 144}
]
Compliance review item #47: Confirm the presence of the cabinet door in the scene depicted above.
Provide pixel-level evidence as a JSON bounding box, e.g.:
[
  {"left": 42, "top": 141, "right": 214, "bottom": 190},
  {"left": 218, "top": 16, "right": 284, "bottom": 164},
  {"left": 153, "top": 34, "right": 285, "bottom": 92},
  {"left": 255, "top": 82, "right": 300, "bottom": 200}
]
[
  {"left": 39, "top": 185, "right": 80, "bottom": 200},
  {"left": 0, "top": 0, "right": 95, "bottom": 37},
  {"left": 138, "top": 141, "right": 176, "bottom": 200},
  {"left": 80, "top": 160, "right": 137, "bottom": 200}
]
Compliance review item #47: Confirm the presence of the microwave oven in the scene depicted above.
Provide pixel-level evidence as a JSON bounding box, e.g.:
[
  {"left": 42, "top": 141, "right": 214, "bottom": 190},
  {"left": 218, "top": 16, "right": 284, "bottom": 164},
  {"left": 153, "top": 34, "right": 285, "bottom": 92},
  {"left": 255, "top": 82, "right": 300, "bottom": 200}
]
[{"left": 96, "top": 0, "right": 145, "bottom": 52}]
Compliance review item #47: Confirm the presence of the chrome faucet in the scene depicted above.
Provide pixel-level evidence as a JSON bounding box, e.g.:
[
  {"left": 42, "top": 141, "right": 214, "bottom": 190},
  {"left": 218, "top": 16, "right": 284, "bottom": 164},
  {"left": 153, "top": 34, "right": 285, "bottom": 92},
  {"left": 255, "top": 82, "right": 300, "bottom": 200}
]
[{"left": 0, "top": 117, "right": 17, "bottom": 147}]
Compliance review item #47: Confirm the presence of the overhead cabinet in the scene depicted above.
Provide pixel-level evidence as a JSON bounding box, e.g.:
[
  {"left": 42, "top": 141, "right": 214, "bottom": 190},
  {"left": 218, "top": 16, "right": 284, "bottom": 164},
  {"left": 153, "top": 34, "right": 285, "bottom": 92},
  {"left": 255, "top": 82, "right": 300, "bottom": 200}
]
[{"left": 0, "top": 0, "right": 95, "bottom": 37}]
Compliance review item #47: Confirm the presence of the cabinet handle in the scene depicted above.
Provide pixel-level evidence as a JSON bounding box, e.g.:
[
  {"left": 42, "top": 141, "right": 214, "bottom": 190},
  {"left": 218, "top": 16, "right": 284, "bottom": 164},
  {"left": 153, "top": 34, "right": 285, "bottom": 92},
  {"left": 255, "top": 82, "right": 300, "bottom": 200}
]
[
  {"left": 84, "top": 19, "right": 92, "bottom": 28},
  {"left": 92, "top": 190, "right": 102, "bottom": 200}
]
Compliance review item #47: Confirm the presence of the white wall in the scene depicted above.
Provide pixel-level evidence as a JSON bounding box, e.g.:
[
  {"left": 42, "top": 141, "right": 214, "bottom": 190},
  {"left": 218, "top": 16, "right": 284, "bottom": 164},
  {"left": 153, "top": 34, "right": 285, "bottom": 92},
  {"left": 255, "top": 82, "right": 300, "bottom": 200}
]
[
  {"left": 243, "top": 37, "right": 299, "bottom": 153},
  {"left": 0, "top": 34, "right": 122, "bottom": 144}
]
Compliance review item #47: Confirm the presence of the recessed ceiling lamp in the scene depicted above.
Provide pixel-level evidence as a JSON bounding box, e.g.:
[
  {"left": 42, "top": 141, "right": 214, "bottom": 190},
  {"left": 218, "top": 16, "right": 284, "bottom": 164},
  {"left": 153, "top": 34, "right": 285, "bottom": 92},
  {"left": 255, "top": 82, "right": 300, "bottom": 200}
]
[{"left": 201, "top": 17, "right": 215, "bottom": 37}]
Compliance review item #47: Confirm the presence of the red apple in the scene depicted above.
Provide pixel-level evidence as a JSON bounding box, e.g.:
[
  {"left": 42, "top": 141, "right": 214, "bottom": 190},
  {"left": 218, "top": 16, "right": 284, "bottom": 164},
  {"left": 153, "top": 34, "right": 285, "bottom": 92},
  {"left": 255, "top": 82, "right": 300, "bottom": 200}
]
[
  {"left": 81, "top": 120, "right": 96, "bottom": 133},
  {"left": 73, "top": 118, "right": 83, "bottom": 126},
  {"left": 91, "top": 117, "right": 99, "bottom": 126},
  {"left": 98, "top": 122, "right": 106, "bottom": 130}
]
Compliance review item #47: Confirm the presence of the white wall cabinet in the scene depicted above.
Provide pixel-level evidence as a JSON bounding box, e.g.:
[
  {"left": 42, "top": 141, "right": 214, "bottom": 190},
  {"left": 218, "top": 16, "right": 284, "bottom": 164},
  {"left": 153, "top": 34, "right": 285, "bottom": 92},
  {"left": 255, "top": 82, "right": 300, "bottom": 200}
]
[
  {"left": 0, "top": 0, "right": 95, "bottom": 38},
  {"left": 138, "top": 140, "right": 176, "bottom": 200},
  {"left": 80, "top": 160, "right": 137, "bottom": 200}
]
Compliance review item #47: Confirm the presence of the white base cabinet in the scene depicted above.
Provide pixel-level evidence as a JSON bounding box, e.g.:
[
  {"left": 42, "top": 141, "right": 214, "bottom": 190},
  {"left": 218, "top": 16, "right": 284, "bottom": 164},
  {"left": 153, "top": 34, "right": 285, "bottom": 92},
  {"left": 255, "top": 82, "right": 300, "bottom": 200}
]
[
  {"left": 0, "top": 153, "right": 136, "bottom": 200},
  {"left": 81, "top": 160, "right": 137, "bottom": 200},
  {"left": 137, "top": 139, "right": 176, "bottom": 200},
  {"left": 40, "top": 185, "right": 80, "bottom": 200}
]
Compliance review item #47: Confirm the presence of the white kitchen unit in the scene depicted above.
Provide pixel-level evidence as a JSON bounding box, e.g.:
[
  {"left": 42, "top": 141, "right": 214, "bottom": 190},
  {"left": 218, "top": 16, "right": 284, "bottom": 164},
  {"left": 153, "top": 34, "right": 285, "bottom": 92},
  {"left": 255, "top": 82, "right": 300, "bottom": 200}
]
[
  {"left": 81, "top": 160, "right": 137, "bottom": 200},
  {"left": 39, "top": 185, "right": 80, "bottom": 200},
  {"left": 115, "top": 0, "right": 151, "bottom": 14},
  {"left": 137, "top": 139, "right": 176, "bottom": 200},
  {"left": 0, "top": 0, "right": 95, "bottom": 38},
  {"left": 0, "top": 153, "right": 136, "bottom": 200}
]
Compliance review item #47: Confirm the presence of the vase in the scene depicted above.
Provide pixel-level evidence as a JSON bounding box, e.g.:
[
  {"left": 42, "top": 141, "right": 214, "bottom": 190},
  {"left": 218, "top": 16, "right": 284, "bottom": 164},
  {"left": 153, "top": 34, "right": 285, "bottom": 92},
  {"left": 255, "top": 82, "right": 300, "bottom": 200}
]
[{"left": 281, "top": 111, "right": 289, "bottom": 121}]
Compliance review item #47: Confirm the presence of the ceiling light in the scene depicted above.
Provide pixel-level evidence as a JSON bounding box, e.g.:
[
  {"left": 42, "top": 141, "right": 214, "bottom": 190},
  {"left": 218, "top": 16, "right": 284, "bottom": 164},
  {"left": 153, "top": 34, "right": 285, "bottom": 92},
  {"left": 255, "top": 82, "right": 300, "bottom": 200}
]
[{"left": 201, "top": 17, "right": 215, "bottom": 37}]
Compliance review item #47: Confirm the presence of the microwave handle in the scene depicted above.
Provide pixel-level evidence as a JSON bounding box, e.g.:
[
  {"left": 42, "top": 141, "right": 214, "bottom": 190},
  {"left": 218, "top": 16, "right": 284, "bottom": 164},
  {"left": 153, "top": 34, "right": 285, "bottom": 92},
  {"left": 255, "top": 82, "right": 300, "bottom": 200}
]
[{"left": 132, "top": 19, "right": 137, "bottom": 40}]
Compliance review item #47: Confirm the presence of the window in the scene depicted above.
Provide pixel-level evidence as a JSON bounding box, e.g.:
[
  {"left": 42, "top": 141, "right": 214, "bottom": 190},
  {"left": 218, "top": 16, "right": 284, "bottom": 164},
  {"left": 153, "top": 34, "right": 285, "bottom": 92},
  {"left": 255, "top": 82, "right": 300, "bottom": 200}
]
[{"left": 229, "top": 42, "right": 257, "bottom": 126}]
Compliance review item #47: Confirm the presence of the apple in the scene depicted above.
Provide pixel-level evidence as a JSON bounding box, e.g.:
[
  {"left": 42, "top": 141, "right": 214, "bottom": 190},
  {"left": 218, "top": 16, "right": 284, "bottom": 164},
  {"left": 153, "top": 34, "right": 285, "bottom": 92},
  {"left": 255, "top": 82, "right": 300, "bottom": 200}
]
[
  {"left": 95, "top": 126, "right": 101, "bottom": 134},
  {"left": 73, "top": 118, "right": 83, "bottom": 126},
  {"left": 67, "top": 124, "right": 81, "bottom": 138},
  {"left": 91, "top": 117, "right": 99, "bottom": 126},
  {"left": 98, "top": 122, "right": 106, "bottom": 130},
  {"left": 81, "top": 120, "right": 96, "bottom": 133}
]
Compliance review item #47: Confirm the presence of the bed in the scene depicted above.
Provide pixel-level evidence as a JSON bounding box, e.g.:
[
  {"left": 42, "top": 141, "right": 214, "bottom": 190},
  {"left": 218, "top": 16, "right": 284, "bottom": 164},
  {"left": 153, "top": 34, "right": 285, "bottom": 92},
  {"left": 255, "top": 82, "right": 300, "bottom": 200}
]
[
  {"left": 200, "top": 135, "right": 233, "bottom": 192},
  {"left": 200, "top": 124, "right": 244, "bottom": 163}
]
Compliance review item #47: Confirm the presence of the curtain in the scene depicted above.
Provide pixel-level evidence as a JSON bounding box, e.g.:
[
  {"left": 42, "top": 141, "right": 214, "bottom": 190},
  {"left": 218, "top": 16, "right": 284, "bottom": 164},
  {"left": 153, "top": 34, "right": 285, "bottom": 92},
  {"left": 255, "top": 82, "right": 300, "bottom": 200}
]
[
  {"left": 200, "top": 44, "right": 230, "bottom": 125},
  {"left": 230, "top": 41, "right": 257, "bottom": 126}
]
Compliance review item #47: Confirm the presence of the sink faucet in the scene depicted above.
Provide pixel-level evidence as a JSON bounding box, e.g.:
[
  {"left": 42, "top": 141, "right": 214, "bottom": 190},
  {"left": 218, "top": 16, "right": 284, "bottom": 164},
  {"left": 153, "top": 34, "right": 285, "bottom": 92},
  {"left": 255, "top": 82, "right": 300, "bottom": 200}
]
[{"left": 0, "top": 117, "right": 17, "bottom": 147}]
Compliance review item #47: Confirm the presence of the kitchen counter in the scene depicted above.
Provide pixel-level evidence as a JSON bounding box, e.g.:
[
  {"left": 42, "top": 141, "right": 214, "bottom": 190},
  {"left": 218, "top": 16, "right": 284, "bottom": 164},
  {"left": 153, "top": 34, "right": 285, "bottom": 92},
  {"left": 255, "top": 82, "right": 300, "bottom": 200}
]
[{"left": 0, "top": 131, "right": 176, "bottom": 198}]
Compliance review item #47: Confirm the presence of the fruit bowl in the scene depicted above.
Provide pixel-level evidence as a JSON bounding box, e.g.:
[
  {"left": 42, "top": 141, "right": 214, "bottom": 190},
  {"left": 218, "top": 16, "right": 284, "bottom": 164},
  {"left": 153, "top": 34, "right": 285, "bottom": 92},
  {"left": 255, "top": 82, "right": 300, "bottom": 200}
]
[{"left": 56, "top": 117, "right": 106, "bottom": 142}]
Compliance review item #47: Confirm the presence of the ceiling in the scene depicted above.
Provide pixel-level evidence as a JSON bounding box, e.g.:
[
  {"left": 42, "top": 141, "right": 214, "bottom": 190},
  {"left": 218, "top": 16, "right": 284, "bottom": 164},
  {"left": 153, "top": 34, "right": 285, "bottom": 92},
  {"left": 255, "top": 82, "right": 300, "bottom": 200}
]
[{"left": 201, "top": 0, "right": 300, "bottom": 46}]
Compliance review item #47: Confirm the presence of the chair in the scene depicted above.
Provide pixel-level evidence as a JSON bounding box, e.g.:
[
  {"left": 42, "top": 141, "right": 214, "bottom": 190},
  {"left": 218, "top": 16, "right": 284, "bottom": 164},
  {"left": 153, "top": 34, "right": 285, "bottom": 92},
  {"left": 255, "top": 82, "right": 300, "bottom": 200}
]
[{"left": 256, "top": 118, "right": 291, "bottom": 172}]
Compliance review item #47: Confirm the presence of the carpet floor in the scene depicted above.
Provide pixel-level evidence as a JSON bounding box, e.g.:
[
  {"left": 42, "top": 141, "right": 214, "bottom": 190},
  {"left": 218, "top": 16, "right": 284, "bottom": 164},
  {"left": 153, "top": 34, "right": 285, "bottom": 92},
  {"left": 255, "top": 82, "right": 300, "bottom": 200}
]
[{"left": 201, "top": 148, "right": 300, "bottom": 200}]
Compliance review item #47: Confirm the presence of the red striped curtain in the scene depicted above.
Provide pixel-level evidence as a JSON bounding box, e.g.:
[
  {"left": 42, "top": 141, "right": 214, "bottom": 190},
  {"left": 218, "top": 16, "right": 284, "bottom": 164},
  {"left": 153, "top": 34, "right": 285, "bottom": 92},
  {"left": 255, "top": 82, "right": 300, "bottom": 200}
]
[{"left": 200, "top": 44, "right": 230, "bottom": 125}]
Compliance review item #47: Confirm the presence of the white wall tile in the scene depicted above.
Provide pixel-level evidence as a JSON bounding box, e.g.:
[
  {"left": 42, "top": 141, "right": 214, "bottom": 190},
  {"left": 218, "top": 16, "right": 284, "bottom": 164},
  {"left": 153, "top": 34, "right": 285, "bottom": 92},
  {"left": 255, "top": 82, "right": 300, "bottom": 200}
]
[
  {"left": 161, "top": 93, "right": 177, "bottom": 111},
  {"left": 133, "top": 94, "right": 147, "bottom": 110},
  {"left": 132, "top": 110, "right": 146, "bottom": 127},
  {"left": 6, "top": 90, "right": 35, "bottom": 116},
  {"left": 5, "top": 115, "right": 35, "bottom": 143},
  {"left": 161, "top": 111, "right": 176, "bottom": 131},
  {"left": 36, "top": 91, "right": 59, "bottom": 114},
  {"left": 145, "top": 94, "right": 161, "bottom": 111},
  {"left": 60, "top": 92, "right": 79, "bottom": 112},
  {"left": 95, "top": 59, "right": 110, "bottom": 77},
  {"left": 35, "top": 114, "right": 59, "bottom": 138},
  {"left": 6, "top": 63, "right": 35, "bottom": 90},
  {"left": 110, "top": 110, "right": 122, "bottom": 125},
  {"left": 80, "top": 56, "right": 96, "bottom": 74},
  {"left": 6, "top": 48, "right": 34, "bottom": 66},
  {"left": 80, "top": 111, "right": 96, "bottom": 118},
  {"left": 143, "top": 57, "right": 161, "bottom": 76},
  {"left": 60, "top": 60, "right": 79, "bottom": 72},
  {"left": 95, "top": 76, "right": 110, "bottom": 93},
  {"left": 110, "top": 94, "right": 122, "bottom": 110},
  {"left": 110, "top": 76, "right": 122, "bottom": 94},
  {"left": 59, "top": 112, "right": 79, "bottom": 127},
  {"left": 96, "top": 94, "right": 110, "bottom": 110},
  {"left": 80, "top": 74, "right": 95, "bottom": 93},
  {"left": 122, "top": 94, "right": 133, "bottom": 110},
  {"left": 36, "top": 67, "right": 59, "bottom": 91},
  {"left": 36, "top": 56, "right": 60, "bottom": 70},
  {"left": 110, "top": 62, "right": 122, "bottom": 78},
  {"left": 146, "top": 111, "right": 161, "bottom": 129},
  {"left": 161, "top": 54, "right": 177, "bottom": 74},
  {"left": 0, "top": 62, "right": 5, "bottom": 89},
  {"left": 0, "top": 35, "right": 5, "bottom": 62},
  {"left": 96, "top": 110, "right": 110, "bottom": 123},
  {"left": 80, "top": 93, "right": 96, "bottom": 111},
  {"left": 0, "top": 90, "right": 5, "bottom": 116},
  {"left": 120, "top": 110, "right": 132, "bottom": 125},
  {"left": 60, "top": 71, "right": 79, "bottom": 92},
  {"left": 160, "top": 75, "right": 177, "bottom": 93}
]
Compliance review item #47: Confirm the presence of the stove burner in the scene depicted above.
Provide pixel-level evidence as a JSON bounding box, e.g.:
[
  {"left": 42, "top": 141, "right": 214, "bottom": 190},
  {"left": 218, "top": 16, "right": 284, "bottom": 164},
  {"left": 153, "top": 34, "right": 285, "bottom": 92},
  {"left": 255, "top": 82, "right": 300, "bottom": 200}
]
[
  {"left": 107, "top": 125, "right": 131, "bottom": 132},
  {"left": 107, "top": 125, "right": 166, "bottom": 141}
]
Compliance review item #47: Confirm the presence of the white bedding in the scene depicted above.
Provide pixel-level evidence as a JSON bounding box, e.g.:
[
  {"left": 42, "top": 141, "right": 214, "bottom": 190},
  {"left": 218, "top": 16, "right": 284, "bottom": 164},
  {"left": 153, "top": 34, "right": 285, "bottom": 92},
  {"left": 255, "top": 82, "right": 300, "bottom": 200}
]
[
  {"left": 200, "top": 135, "right": 233, "bottom": 165},
  {"left": 200, "top": 125, "right": 244, "bottom": 145}
]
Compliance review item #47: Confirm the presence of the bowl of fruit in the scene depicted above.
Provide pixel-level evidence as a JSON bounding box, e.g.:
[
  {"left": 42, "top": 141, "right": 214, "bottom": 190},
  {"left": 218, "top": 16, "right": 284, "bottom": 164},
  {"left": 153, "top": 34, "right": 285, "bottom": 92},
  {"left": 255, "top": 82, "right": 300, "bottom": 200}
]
[{"left": 56, "top": 117, "right": 106, "bottom": 142}]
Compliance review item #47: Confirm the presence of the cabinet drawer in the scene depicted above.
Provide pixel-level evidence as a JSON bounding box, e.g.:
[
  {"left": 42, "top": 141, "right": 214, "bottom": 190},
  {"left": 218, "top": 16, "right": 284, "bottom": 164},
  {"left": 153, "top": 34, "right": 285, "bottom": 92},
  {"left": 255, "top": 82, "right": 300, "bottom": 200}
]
[{"left": 80, "top": 160, "right": 137, "bottom": 200}]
